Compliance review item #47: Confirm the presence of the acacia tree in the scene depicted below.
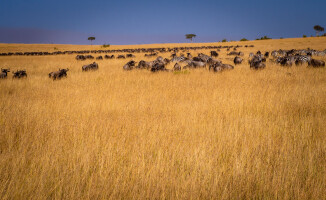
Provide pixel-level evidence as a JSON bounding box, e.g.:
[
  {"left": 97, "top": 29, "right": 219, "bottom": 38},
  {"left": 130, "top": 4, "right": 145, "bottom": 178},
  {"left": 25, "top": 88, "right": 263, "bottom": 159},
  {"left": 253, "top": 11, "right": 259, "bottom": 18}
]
[
  {"left": 88, "top": 37, "right": 96, "bottom": 45},
  {"left": 185, "top": 34, "right": 196, "bottom": 42},
  {"left": 313, "top": 25, "right": 324, "bottom": 36}
]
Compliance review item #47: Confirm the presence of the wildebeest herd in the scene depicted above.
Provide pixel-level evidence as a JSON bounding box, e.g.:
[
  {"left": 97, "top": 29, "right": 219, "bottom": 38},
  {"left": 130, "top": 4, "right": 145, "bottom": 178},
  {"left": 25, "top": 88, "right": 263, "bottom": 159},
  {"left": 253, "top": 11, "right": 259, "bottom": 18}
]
[
  {"left": 121, "top": 48, "right": 325, "bottom": 73},
  {"left": 0, "top": 45, "right": 325, "bottom": 80}
]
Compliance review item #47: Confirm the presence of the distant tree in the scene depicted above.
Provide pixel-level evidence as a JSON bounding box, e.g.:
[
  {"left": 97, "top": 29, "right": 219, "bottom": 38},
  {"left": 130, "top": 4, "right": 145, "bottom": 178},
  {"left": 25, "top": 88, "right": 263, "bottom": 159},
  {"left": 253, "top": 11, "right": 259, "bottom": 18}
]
[
  {"left": 88, "top": 37, "right": 96, "bottom": 45},
  {"left": 313, "top": 25, "right": 324, "bottom": 36},
  {"left": 323, "top": 33, "right": 326, "bottom": 37},
  {"left": 240, "top": 38, "right": 248, "bottom": 41},
  {"left": 303, "top": 35, "right": 307, "bottom": 38},
  {"left": 185, "top": 34, "right": 196, "bottom": 42},
  {"left": 256, "top": 36, "right": 271, "bottom": 40},
  {"left": 222, "top": 39, "right": 227, "bottom": 42}
]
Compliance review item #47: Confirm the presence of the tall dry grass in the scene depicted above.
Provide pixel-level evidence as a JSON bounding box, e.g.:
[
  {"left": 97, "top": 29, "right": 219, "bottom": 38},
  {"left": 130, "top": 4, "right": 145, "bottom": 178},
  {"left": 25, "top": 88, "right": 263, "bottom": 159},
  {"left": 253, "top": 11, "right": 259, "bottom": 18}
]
[{"left": 0, "top": 38, "right": 326, "bottom": 199}]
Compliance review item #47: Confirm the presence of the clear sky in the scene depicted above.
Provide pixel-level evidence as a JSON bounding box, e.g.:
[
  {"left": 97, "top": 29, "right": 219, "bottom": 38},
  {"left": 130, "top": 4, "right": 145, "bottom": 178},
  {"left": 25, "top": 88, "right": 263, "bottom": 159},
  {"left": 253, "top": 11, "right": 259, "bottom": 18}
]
[{"left": 0, "top": 0, "right": 325, "bottom": 45}]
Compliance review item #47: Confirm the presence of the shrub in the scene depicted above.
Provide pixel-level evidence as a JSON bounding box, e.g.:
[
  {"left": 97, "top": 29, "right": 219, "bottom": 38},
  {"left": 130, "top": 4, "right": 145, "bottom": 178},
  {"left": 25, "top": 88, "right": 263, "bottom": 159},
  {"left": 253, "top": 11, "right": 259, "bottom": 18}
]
[
  {"left": 303, "top": 35, "right": 307, "bottom": 38},
  {"left": 222, "top": 39, "right": 227, "bottom": 42},
  {"left": 102, "top": 44, "right": 110, "bottom": 48},
  {"left": 256, "top": 36, "right": 271, "bottom": 40},
  {"left": 240, "top": 38, "right": 248, "bottom": 41}
]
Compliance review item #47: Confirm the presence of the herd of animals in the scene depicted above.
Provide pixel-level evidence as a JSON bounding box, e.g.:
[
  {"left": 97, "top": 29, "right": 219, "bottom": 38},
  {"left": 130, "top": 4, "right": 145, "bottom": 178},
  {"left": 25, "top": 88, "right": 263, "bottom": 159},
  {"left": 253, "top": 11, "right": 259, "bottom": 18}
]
[{"left": 0, "top": 45, "right": 325, "bottom": 80}]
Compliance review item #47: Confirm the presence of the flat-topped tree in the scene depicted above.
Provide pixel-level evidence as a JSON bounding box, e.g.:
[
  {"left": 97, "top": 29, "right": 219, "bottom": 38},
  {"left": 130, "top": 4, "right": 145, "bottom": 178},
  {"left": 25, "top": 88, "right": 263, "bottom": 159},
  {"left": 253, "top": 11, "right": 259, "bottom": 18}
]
[
  {"left": 313, "top": 25, "right": 324, "bottom": 36},
  {"left": 185, "top": 34, "right": 196, "bottom": 42},
  {"left": 88, "top": 37, "right": 96, "bottom": 45}
]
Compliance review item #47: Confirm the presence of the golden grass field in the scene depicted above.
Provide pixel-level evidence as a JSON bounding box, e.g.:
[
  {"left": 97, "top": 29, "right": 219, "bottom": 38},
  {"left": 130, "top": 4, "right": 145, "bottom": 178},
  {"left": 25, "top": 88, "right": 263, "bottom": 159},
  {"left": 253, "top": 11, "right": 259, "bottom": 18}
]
[{"left": 0, "top": 37, "right": 325, "bottom": 199}]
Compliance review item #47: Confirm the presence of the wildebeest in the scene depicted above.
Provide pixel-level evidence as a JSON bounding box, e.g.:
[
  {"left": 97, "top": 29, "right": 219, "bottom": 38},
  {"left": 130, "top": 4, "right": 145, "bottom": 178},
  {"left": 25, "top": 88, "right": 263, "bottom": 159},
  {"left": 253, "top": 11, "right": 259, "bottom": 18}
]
[
  {"left": 76, "top": 55, "right": 86, "bottom": 60},
  {"left": 228, "top": 51, "right": 243, "bottom": 56},
  {"left": 82, "top": 62, "right": 99, "bottom": 71},
  {"left": 137, "top": 60, "right": 154, "bottom": 69},
  {"left": 126, "top": 54, "right": 135, "bottom": 58},
  {"left": 209, "top": 62, "right": 234, "bottom": 72},
  {"left": 308, "top": 59, "right": 325, "bottom": 67},
  {"left": 123, "top": 60, "right": 136, "bottom": 70},
  {"left": 85, "top": 55, "right": 94, "bottom": 59},
  {"left": 12, "top": 70, "right": 27, "bottom": 78},
  {"left": 184, "top": 60, "right": 206, "bottom": 69},
  {"left": 145, "top": 53, "right": 157, "bottom": 57},
  {"left": 163, "top": 58, "right": 170, "bottom": 65},
  {"left": 173, "top": 63, "right": 181, "bottom": 71},
  {"left": 264, "top": 52, "right": 269, "bottom": 58},
  {"left": 117, "top": 55, "right": 126, "bottom": 59},
  {"left": 96, "top": 56, "right": 103, "bottom": 60},
  {"left": 151, "top": 62, "right": 166, "bottom": 72},
  {"left": 49, "top": 68, "right": 69, "bottom": 80},
  {"left": 249, "top": 55, "right": 266, "bottom": 69},
  {"left": 210, "top": 51, "right": 219, "bottom": 57},
  {"left": 105, "top": 55, "right": 115, "bottom": 59},
  {"left": 0, "top": 68, "right": 10, "bottom": 79},
  {"left": 234, "top": 56, "right": 243, "bottom": 65},
  {"left": 197, "top": 53, "right": 212, "bottom": 62}
]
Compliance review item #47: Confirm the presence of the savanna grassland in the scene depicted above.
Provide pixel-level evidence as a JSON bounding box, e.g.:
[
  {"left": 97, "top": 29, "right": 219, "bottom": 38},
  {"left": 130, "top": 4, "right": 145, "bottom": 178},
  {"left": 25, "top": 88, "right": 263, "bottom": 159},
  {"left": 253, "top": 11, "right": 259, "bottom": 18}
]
[{"left": 0, "top": 37, "right": 325, "bottom": 199}]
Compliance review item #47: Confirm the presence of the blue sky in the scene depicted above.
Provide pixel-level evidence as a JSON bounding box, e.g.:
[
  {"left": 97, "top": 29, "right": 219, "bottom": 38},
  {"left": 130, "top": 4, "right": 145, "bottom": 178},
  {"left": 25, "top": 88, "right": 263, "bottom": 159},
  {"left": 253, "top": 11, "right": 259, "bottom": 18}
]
[{"left": 0, "top": 0, "right": 325, "bottom": 45}]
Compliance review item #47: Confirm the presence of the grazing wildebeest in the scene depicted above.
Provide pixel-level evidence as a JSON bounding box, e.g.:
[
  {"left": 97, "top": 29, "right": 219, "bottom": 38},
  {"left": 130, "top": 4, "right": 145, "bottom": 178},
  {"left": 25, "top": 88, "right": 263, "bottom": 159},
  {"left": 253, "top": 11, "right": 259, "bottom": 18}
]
[
  {"left": 163, "top": 58, "right": 170, "bottom": 65},
  {"left": 85, "top": 55, "right": 94, "bottom": 59},
  {"left": 12, "top": 70, "right": 27, "bottom": 78},
  {"left": 171, "top": 56, "right": 188, "bottom": 62},
  {"left": 249, "top": 55, "right": 266, "bottom": 69},
  {"left": 173, "top": 63, "right": 181, "bottom": 71},
  {"left": 105, "top": 55, "right": 115, "bottom": 59},
  {"left": 117, "top": 55, "right": 126, "bottom": 59},
  {"left": 187, "top": 53, "right": 193, "bottom": 59},
  {"left": 155, "top": 56, "right": 164, "bottom": 63},
  {"left": 82, "top": 62, "right": 99, "bottom": 71},
  {"left": 276, "top": 56, "right": 296, "bottom": 66},
  {"left": 0, "top": 68, "right": 10, "bottom": 79},
  {"left": 209, "top": 62, "right": 234, "bottom": 72},
  {"left": 126, "top": 54, "right": 135, "bottom": 58},
  {"left": 234, "top": 56, "right": 243, "bottom": 65},
  {"left": 210, "top": 51, "right": 219, "bottom": 57},
  {"left": 197, "top": 53, "right": 212, "bottom": 63},
  {"left": 151, "top": 62, "right": 165, "bottom": 72},
  {"left": 123, "top": 60, "right": 136, "bottom": 70},
  {"left": 249, "top": 60, "right": 266, "bottom": 69},
  {"left": 49, "top": 68, "right": 69, "bottom": 80},
  {"left": 96, "top": 56, "right": 103, "bottom": 60},
  {"left": 184, "top": 60, "right": 206, "bottom": 69},
  {"left": 264, "top": 52, "right": 269, "bottom": 58},
  {"left": 227, "top": 51, "right": 243, "bottom": 56},
  {"left": 76, "top": 55, "right": 86, "bottom": 60},
  {"left": 137, "top": 60, "right": 155, "bottom": 69},
  {"left": 308, "top": 59, "right": 325, "bottom": 67}
]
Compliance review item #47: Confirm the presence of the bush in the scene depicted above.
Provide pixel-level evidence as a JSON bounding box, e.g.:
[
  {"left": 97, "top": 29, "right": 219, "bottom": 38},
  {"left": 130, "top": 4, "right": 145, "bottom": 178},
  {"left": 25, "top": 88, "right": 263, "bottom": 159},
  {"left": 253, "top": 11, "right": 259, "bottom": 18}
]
[
  {"left": 102, "top": 44, "right": 110, "bottom": 48},
  {"left": 240, "top": 38, "right": 248, "bottom": 41},
  {"left": 303, "top": 35, "right": 307, "bottom": 38},
  {"left": 256, "top": 36, "right": 271, "bottom": 40},
  {"left": 222, "top": 39, "right": 227, "bottom": 42}
]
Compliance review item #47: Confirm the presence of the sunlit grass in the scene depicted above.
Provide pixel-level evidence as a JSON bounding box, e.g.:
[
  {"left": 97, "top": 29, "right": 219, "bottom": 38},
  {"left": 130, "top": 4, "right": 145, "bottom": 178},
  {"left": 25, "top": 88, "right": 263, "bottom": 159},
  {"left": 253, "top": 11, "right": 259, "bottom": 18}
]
[{"left": 0, "top": 37, "right": 325, "bottom": 199}]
